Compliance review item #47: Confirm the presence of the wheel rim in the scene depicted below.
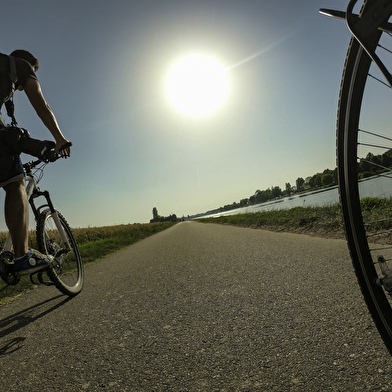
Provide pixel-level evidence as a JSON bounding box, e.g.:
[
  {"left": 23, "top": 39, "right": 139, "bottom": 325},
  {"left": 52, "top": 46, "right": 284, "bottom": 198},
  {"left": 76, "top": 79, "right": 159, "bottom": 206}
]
[
  {"left": 42, "top": 213, "right": 83, "bottom": 292},
  {"left": 337, "top": 17, "right": 392, "bottom": 350}
]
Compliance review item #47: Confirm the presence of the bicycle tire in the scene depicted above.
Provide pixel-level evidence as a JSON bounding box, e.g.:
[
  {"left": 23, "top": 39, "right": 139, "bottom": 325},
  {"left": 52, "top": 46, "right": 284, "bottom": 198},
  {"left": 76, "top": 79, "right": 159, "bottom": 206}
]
[
  {"left": 36, "top": 209, "right": 83, "bottom": 296},
  {"left": 337, "top": 0, "right": 392, "bottom": 354}
]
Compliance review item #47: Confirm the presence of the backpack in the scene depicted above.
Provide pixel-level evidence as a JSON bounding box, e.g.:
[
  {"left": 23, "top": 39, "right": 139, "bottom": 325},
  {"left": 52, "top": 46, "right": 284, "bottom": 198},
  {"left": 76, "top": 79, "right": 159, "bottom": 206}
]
[
  {"left": 1, "top": 55, "right": 55, "bottom": 160},
  {"left": 1, "top": 54, "right": 18, "bottom": 126},
  {"left": 6, "top": 55, "right": 17, "bottom": 126}
]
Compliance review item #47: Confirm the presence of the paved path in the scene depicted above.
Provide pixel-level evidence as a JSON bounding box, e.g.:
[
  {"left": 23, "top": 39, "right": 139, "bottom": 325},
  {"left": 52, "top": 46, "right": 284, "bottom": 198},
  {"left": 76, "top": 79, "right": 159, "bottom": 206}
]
[{"left": 1, "top": 221, "right": 392, "bottom": 391}]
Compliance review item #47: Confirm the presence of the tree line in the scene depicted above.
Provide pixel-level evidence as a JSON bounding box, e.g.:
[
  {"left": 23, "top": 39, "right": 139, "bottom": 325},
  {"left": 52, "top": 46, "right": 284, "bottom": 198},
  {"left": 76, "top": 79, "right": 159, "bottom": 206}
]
[
  {"left": 214, "top": 148, "right": 392, "bottom": 214},
  {"left": 150, "top": 207, "right": 179, "bottom": 223}
]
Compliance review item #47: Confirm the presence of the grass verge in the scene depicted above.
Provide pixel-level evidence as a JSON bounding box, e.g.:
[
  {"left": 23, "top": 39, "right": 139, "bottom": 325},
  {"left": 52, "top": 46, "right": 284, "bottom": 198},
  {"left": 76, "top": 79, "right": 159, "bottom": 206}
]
[
  {"left": 0, "top": 222, "right": 176, "bottom": 304},
  {"left": 197, "top": 204, "right": 345, "bottom": 238},
  {"left": 198, "top": 197, "right": 392, "bottom": 241}
]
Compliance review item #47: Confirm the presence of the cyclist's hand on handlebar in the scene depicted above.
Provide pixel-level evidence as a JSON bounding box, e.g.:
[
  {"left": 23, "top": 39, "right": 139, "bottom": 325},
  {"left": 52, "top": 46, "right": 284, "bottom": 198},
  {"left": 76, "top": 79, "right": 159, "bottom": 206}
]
[{"left": 55, "top": 140, "right": 72, "bottom": 158}]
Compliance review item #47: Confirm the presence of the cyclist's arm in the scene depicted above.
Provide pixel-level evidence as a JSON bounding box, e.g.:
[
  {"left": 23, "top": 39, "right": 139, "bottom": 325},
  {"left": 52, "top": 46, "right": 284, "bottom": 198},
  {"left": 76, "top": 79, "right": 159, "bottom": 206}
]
[{"left": 22, "top": 77, "right": 71, "bottom": 157}]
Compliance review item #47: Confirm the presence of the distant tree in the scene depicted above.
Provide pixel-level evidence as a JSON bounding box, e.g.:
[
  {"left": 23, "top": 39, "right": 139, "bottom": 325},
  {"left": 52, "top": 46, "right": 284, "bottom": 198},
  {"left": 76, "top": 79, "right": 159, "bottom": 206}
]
[
  {"left": 285, "top": 183, "right": 292, "bottom": 196},
  {"left": 296, "top": 177, "right": 305, "bottom": 191},
  {"left": 332, "top": 168, "right": 337, "bottom": 184},
  {"left": 256, "top": 188, "right": 271, "bottom": 203},
  {"left": 240, "top": 198, "right": 249, "bottom": 207},
  {"left": 150, "top": 209, "right": 178, "bottom": 223},
  {"left": 254, "top": 189, "right": 264, "bottom": 204},
  {"left": 382, "top": 153, "right": 391, "bottom": 168},
  {"left": 322, "top": 173, "right": 334, "bottom": 186},
  {"left": 370, "top": 154, "right": 381, "bottom": 172},
  {"left": 271, "top": 186, "right": 282, "bottom": 199},
  {"left": 358, "top": 156, "right": 369, "bottom": 174}
]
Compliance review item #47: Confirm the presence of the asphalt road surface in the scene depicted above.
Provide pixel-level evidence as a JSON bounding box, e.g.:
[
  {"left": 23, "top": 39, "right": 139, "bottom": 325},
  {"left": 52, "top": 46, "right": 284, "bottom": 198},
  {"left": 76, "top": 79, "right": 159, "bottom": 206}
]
[{"left": 1, "top": 221, "right": 392, "bottom": 391}]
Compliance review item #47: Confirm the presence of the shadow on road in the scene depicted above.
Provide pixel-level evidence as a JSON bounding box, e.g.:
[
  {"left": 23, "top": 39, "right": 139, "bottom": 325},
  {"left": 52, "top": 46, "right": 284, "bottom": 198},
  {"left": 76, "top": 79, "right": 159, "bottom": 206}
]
[{"left": 0, "top": 295, "right": 71, "bottom": 356}]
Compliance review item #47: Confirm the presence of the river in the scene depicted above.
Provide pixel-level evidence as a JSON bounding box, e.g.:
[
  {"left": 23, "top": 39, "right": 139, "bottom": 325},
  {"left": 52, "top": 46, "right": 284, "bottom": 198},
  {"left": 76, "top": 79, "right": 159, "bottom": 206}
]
[{"left": 204, "top": 174, "right": 392, "bottom": 218}]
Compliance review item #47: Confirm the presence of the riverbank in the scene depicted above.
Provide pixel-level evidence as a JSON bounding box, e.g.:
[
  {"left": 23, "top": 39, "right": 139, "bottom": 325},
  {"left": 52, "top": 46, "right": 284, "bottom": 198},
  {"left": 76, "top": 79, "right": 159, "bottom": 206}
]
[
  {"left": 197, "top": 197, "right": 392, "bottom": 243},
  {"left": 197, "top": 203, "right": 345, "bottom": 239}
]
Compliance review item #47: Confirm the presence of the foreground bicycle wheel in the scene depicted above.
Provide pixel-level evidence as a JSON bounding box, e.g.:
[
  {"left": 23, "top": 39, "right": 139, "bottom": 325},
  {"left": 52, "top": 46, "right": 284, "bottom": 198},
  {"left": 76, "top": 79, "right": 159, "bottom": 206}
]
[
  {"left": 36, "top": 209, "right": 83, "bottom": 296},
  {"left": 337, "top": 1, "right": 392, "bottom": 354}
]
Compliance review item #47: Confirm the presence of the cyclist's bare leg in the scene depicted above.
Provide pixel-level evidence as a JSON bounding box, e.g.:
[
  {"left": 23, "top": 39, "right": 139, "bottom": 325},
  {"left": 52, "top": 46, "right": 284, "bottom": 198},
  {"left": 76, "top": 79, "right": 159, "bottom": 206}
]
[{"left": 3, "top": 180, "right": 29, "bottom": 258}]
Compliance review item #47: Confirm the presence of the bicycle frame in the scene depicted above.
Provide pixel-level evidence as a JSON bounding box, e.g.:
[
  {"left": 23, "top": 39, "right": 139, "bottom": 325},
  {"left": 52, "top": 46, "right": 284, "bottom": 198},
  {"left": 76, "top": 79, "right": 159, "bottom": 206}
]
[
  {"left": 321, "top": 0, "right": 392, "bottom": 88},
  {"left": 2, "top": 162, "right": 71, "bottom": 254}
]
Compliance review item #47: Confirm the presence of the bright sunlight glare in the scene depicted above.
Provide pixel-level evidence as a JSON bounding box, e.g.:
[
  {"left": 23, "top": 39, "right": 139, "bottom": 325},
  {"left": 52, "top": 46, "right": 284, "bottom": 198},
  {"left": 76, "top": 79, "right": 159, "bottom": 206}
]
[{"left": 165, "top": 54, "right": 229, "bottom": 116}]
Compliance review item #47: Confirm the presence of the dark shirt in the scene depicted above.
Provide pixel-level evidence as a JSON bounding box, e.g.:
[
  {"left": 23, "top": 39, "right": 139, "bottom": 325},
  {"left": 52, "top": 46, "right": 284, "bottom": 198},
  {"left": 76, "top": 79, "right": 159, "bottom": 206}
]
[{"left": 0, "top": 53, "right": 37, "bottom": 107}]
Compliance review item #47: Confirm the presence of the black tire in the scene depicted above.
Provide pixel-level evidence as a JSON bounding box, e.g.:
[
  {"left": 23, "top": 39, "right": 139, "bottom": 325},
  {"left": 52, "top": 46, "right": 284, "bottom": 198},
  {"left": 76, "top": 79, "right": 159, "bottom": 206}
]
[
  {"left": 36, "top": 209, "right": 83, "bottom": 296},
  {"left": 337, "top": 1, "right": 392, "bottom": 354}
]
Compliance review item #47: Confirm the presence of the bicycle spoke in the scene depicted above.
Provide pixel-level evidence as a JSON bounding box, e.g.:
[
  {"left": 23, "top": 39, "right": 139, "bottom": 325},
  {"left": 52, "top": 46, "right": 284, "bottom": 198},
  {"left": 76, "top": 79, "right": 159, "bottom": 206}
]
[
  {"left": 366, "top": 217, "right": 392, "bottom": 225},
  {"left": 37, "top": 209, "right": 83, "bottom": 296},
  {"left": 368, "top": 72, "right": 392, "bottom": 88},
  {"left": 370, "top": 245, "right": 392, "bottom": 251}
]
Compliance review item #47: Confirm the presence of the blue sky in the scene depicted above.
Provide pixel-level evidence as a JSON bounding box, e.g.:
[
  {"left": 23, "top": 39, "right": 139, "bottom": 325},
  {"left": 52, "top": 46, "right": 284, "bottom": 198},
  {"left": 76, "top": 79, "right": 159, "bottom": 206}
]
[{"left": 0, "top": 0, "right": 351, "bottom": 229}]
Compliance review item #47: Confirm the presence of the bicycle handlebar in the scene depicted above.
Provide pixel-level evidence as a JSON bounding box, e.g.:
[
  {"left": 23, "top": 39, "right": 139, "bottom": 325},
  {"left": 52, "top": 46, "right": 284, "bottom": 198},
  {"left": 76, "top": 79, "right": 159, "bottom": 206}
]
[{"left": 23, "top": 141, "right": 73, "bottom": 171}]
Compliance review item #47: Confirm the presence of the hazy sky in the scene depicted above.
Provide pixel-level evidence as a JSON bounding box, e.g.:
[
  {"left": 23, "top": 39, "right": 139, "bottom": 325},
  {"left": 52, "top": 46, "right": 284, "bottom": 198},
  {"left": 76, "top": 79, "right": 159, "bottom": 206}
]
[{"left": 0, "top": 0, "right": 351, "bottom": 229}]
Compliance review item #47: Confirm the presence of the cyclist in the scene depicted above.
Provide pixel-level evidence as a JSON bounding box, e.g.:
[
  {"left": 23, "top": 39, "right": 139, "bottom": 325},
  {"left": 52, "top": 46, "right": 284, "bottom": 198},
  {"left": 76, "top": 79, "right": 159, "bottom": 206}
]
[{"left": 0, "top": 49, "right": 71, "bottom": 275}]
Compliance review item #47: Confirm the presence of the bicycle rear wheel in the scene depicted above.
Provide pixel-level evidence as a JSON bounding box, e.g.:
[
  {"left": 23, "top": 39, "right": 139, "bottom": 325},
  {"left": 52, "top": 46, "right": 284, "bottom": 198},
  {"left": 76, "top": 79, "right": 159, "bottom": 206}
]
[
  {"left": 36, "top": 209, "right": 83, "bottom": 296},
  {"left": 337, "top": 1, "right": 392, "bottom": 353}
]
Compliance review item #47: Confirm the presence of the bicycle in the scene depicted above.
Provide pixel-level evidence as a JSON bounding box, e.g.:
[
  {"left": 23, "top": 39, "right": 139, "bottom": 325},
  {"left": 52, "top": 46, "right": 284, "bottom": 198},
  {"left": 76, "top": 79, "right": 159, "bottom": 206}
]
[
  {"left": 320, "top": 0, "right": 392, "bottom": 355},
  {"left": 0, "top": 142, "right": 83, "bottom": 297}
]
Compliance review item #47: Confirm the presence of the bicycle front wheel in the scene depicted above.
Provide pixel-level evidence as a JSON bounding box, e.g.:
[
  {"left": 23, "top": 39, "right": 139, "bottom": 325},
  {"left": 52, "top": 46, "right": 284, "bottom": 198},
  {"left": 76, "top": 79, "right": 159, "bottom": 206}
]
[
  {"left": 337, "top": 2, "right": 392, "bottom": 353},
  {"left": 36, "top": 209, "right": 83, "bottom": 296}
]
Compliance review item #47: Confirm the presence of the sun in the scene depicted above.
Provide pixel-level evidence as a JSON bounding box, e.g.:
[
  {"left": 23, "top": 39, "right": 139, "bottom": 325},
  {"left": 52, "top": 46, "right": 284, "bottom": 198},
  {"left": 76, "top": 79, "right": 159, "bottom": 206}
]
[{"left": 165, "top": 54, "right": 229, "bottom": 116}]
